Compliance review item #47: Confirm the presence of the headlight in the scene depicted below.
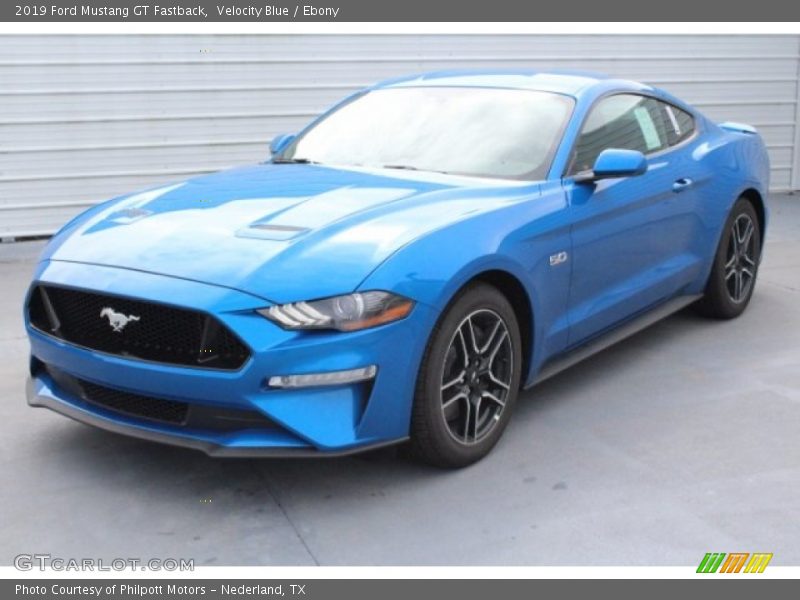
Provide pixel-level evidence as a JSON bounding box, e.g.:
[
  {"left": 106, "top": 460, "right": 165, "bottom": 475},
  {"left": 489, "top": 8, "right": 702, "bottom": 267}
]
[{"left": 258, "top": 291, "right": 414, "bottom": 332}]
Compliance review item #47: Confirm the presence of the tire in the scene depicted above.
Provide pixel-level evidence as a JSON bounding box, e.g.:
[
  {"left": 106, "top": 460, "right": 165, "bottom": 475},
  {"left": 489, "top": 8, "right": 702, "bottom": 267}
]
[
  {"left": 409, "top": 282, "right": 523, "bottom": 468},
  {"left": 696, "top": 196, "right": 762, "bottom": 319}
]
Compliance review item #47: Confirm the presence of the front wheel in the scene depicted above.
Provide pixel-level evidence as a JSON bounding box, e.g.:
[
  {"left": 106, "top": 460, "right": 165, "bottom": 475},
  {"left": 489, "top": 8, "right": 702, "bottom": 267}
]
[
  {"left": 409, "top": 282, "right": 523, "bottom": 468},
  {"left": 696, "top": 196, "right": 762, "bottom": 319}
]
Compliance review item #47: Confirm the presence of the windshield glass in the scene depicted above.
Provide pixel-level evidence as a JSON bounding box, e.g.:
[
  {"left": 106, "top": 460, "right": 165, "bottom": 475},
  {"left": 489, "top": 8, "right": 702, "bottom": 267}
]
[{"left": 279, "top": 87, "right": 574, "bottom": 180}]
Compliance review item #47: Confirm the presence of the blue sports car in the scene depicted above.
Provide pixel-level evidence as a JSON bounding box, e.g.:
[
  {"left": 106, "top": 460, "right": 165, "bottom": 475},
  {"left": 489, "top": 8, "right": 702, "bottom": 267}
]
[{"left": 25, "top": 70, "right": 769, "bottom": 467}]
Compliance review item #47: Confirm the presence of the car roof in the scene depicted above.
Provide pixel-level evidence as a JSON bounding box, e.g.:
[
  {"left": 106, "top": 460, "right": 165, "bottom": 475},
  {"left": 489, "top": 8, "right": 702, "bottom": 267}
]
[{"left": 372, "top": 69, "right": 655, "bottom": 100}]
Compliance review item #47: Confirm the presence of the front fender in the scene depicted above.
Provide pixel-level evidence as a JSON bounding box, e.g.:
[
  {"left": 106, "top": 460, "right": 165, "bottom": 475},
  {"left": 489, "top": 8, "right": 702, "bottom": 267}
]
[{"left": 359, "top": 185, "right": 573, "bottom": 383}]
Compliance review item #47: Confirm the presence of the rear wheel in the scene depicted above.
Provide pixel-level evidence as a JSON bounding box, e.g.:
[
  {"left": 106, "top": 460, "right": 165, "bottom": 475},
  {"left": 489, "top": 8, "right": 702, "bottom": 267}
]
[
  {"left": 409, "top": 283, "right": 522, "bottom": 468},
  {"left": 696, "top": 197, "right": 761, "bottom": 319}
]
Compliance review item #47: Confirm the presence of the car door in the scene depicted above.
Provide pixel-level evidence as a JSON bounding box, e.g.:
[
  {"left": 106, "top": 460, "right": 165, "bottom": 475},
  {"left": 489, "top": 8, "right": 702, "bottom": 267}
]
[{"left": 563, "top": 93, "right": 704, "bottom": 346}]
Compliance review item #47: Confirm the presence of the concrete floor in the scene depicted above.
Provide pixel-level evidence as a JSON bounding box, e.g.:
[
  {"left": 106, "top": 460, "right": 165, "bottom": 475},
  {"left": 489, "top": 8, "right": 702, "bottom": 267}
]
[{"left": 1, "top": 195, "right": 799, "bottom": 567}]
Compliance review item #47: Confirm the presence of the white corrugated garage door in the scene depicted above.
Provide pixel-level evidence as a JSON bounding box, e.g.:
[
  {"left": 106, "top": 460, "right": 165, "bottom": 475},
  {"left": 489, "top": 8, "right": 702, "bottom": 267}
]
[{"left": 1, "top": 34, "right": 798, "bottom": 239}]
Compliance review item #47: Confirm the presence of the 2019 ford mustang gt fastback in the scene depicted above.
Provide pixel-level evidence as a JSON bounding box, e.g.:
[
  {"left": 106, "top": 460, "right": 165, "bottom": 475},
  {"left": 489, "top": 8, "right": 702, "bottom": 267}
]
[{"left": 25, "top": 70, "right": 769, "bottom": 467}]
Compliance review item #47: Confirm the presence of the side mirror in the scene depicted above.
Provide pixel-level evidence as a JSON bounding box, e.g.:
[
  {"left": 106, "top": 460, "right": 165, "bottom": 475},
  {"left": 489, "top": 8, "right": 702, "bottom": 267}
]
[
  {"left": 575, "top": 148, "right": 648, "bottom": 183},
  {"left": 269, "top": 133, "right": 296, "bottom": 156}
]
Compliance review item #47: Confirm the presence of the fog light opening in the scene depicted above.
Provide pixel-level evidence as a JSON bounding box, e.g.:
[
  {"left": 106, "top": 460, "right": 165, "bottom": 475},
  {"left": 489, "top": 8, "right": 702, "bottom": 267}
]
[{"left": 268, "top": 365, "right": 377, "bottom": 389}]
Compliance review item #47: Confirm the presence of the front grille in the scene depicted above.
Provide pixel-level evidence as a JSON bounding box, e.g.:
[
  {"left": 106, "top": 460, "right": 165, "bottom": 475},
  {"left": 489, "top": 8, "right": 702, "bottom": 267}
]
[
  {"left": 28, "top": 284, "right": 250, "bottom": 370},
  {"left": 80, "top": 378, "right": 189, "bottom": 424}
]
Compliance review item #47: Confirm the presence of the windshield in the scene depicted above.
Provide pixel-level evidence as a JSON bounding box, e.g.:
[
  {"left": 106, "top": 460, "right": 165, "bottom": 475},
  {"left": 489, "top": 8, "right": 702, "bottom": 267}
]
[{"left": 279, "top": 87, "right": 574, "bottom": 180}]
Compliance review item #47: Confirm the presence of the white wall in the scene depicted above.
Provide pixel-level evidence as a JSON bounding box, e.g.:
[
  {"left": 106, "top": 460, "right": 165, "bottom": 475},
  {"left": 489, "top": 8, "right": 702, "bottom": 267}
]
[{"left": 1, "top": 34, "right": 798, "bottom": 238}]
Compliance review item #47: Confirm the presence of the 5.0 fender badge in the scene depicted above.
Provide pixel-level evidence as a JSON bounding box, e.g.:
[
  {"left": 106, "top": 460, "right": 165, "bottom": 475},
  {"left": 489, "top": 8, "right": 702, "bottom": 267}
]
[{"left": 549, "top": 251, "right": 569, "bottom": 266}]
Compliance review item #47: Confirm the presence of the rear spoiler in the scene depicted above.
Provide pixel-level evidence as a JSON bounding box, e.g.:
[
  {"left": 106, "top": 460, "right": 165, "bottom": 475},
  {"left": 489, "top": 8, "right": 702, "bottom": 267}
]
[{"left": 718, "top": 121, "right": 758, "bottom": 135}]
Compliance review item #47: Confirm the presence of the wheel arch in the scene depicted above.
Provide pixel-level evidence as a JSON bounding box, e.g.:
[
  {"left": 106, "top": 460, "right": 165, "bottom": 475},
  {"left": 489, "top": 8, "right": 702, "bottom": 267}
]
[
  {"left": 457, "top": 269, "right": 535, "bottom": 387},
  {"left": 739, "top": 187, "right": 766, "bottom": 242}
]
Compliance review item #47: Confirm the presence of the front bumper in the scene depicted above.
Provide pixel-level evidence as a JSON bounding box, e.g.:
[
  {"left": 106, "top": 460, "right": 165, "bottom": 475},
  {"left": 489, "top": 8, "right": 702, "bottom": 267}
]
[
  {"left": 25, "top": 259, "right": 438, "bottom": 456},
  {"left": 26, "top": 377, "right": 403, "bottom": 457}
]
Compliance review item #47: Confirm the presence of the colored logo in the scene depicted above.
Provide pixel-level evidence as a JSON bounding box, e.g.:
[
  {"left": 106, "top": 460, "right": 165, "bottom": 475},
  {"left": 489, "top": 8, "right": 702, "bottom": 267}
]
[{"left": 697, "top": 553, "right": 773, "bottom": 573}]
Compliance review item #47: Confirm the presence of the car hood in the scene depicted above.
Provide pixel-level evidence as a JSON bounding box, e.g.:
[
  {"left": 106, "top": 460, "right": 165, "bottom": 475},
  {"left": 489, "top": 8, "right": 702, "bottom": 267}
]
[{"left": 44, "top": 164, "right": 536, "bottom": 304}]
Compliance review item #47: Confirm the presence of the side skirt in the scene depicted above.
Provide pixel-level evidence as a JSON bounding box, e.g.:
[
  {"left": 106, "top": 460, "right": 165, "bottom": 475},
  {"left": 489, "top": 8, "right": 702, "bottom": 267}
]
[{"left": 528, "top": 294, "right": 702, "bottom": 389}]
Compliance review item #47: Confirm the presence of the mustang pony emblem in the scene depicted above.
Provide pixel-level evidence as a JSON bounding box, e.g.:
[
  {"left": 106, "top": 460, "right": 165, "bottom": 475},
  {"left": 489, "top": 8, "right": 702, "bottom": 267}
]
[{"left": 100, "top": 307, "right": 141, "bottom": 332}]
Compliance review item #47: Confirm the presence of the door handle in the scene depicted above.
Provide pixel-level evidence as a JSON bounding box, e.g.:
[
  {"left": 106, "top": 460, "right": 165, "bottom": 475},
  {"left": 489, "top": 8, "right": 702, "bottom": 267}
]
[{"left": 672, "top": 178, "right": 693, "bottom": 193}]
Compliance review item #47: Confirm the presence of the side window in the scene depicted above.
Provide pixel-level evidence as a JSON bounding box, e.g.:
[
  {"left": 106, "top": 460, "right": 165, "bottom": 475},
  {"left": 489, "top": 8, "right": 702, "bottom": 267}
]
[
  {"left": 569, "top": 94, "right": 669, "bottom": 175},
  {"left": 661, "top": 103, "right": 696, "bottom": 146}
]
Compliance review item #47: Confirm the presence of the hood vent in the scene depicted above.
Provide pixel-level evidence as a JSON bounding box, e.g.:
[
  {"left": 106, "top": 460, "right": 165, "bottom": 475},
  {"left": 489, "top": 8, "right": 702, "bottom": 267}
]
[{"left": 236, "top": 223, "right": 310, "bottom": 241}]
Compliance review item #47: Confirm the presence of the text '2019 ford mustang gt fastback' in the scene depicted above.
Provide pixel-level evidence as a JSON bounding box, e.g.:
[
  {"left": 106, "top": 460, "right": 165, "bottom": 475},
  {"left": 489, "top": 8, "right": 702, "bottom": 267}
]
[{"left": 25, "top": 70, "right": 769, "bottom": 467}]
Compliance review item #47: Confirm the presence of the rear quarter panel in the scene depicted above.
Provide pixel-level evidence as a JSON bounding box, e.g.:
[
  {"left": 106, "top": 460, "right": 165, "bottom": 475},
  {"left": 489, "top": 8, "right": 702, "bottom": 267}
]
[{"left": 685, "top": 117, "right": 770, "bottom": 292}]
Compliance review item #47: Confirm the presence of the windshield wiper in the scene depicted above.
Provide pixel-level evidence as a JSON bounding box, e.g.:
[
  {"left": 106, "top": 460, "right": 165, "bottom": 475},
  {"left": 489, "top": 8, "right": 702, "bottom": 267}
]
[
  {"left": 272, "top": 157, "right": 320, "bottom": 164},
  {"left": 382, "top": 164, "right": 454, "bottom": 175}
]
